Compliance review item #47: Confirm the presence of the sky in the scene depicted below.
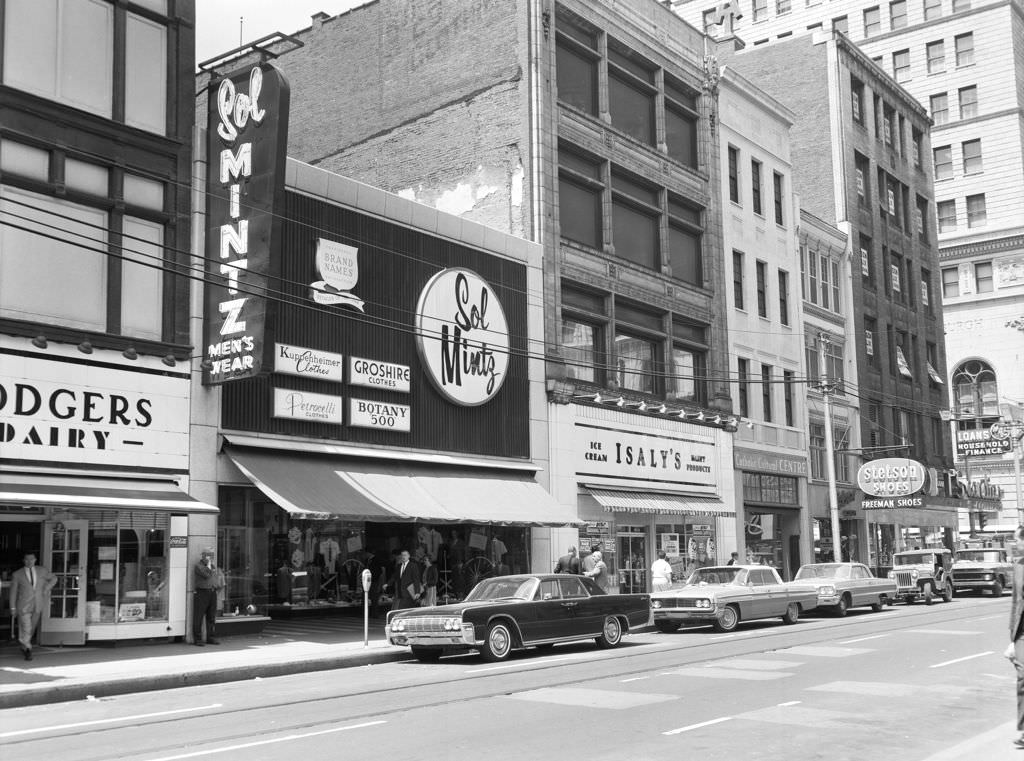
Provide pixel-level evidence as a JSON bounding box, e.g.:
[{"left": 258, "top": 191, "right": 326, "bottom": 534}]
[{"left": 195, "top": 0, "right": 368, "bottom": 65}]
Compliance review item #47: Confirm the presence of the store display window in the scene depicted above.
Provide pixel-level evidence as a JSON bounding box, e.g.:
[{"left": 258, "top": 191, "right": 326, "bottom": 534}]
[
  {"left": 84, "top": 511, "right": 169, "bottom": 624},
  {"left": 656, "top": 522, "right": 719, "bottom": 580}
]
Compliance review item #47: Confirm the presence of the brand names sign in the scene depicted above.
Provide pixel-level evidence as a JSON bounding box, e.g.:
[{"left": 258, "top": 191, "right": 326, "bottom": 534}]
[
  {"left": 0, "top": 355, "right": 189, "bottom": 470},
  {"left": 575, "top": 424, "right": 717, "bottom": 492},
  {"left": 348, "top": 357, "right": 410, "bottom": 393},
  {"left": 856, "top": 458, "right": 926, "bottom": 497},
  {"left": 202, "top": 64, "right": 290, "bottom": 385},
  {"left": 348, "top": 398, "right": 411, "bottom": 432},
  {"left": 274, "top": 343, "right": 344, "bottom": 382},
  {"left": 415, "top": 268, "right": 510, "bottom": 406},
  {"left": 272, "top": 388, "right": 343, "bottom": 424}
]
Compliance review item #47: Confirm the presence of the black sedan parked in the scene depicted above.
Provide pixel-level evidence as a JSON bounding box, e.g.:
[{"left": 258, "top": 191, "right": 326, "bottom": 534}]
[{"left": 386, "top": 574, "right": 652, "bottom": 662}]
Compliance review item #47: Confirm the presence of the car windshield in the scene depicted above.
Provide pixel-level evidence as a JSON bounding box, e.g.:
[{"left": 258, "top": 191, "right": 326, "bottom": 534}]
[
  {"left": 795, "top": 564, "right": 849, "bottom": 580},
  {"left": 686, "top": 567, "right": 743, "bottom": 585},
  {"left": 895, "top": 553, "right": 939, "bottom": 566},
  {"left": 464, "top": 577, "right": 537, "bottom": 602},
  {"left": 956, "top": 550, "right": 1004, "bottom": 563}
]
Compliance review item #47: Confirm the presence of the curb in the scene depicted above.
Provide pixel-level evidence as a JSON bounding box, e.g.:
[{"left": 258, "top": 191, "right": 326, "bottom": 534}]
[{"left": 0, "top": 647, "right": 409, "bottom": 709}]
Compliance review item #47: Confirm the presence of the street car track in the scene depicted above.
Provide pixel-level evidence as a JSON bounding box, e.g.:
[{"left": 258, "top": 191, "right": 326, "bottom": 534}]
[{"left": 2, "top": 595, "right": 1005, "bottom": 759}]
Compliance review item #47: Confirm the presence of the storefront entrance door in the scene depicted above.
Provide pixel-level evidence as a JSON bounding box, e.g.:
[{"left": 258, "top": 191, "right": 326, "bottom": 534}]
[
  {"left": 41, "top": 520, "right": 88, "bottom": 646},
  {"left": 617, "top": 530, "right": 647, "bottom": 593}
]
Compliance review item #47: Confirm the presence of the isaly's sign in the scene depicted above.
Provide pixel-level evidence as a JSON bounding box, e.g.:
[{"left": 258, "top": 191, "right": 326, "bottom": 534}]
[{"left": 202, "top": 64, "right": 290, "bottom": 385}]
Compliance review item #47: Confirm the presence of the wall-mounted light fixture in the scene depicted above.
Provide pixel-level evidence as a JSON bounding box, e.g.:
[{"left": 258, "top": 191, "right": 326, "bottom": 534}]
[
  {"left": 657, "top": 404, "right": 667, "bottom": 414},
  {"left": 746, "top": 419, "right": 755, "bottom": 430},
  {"left": 695, "top": 410, "right": 705, "bottom": 421},
  {"left": 30, "top": 335, "right": 47, "bottom": 349},
  {"left": 161, "top": 354, "right": 176, "bottom": 367},
  {"left": 122, "top": 346, "right": 139, "bottom": 360},
  {"left": 615, "top": 396, "right": 625, "bottom": 407},
  {"left": 77, "top": 339, "right": 93, "bottom": 354}
]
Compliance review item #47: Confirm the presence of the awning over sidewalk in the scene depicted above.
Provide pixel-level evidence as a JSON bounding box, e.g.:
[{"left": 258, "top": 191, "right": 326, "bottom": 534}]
[
  {"left": 583, "top": 486, "right": 731, "bottom": 517},
  {"left": 225, "top": 446, "right": 582, "bottom": 526},
  {"left": 0, "top": 473, "right": 218, "bottom": 512}
]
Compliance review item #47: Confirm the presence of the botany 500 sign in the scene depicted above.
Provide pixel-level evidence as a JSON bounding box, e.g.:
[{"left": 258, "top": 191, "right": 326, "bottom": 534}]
[{"left": 414, "top": 268, "right": 510, "bottom": 406}]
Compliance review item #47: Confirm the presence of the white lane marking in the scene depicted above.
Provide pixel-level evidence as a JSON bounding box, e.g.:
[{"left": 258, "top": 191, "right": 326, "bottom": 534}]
[
  {"left": 0, "top": 704, "right": 224, "bottom": 739},
  {"left": 464, "top": 652, "right": 591, "bottom": 673},
  {"left": 715, "top": 659, "right": 804, "bottom": 671},
  {"left": 808, "top": 681, "right": 941, "bottom": 697},
  {"left": 504, "top": 687, "right": 678, "bottom": 710},
  {"left": 839, "top": 634, "right": 889, "bottom": 644},
  {"left": 621, "top": 676, "right": 649, "bottom": 682},
  {"left": 904, "top": 629, "right": 982, "bottom": 636},
  {"left": 777, "top": 645, "right": 873, "bottom": 658},
  {"left": 930, "top": 651, "right": 994, "bottom": 669},
  {"left": 661, "top": 667, "right": 791, "bottom": 681},
  {"left": 663, "top": 716, "right": 732, "bottom": 735},
  {"left": 145, "top": 721, "right": 387, "bottom": 760},
  {"left": 777, "top": 700, "right": 801, "bottom": 707}
]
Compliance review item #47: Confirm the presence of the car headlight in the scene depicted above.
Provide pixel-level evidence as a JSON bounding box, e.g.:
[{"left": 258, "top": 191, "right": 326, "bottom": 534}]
[
  {"left": 887, "top": 570, "right": 895, "bottom": 579},
  {"left": 695, "top": 598, "right": 712, "bottom": 609},
  {"left": 652, "top": 600, "right": 662, "bottom": 609},
  {"left": 819, "top": 585, "right": 836, "bottom": 596},
  {"left": 911, "top": 570, "right": 919, "bottom": 579},
  {"left": 393, "top": 619, "right": 405, "bottom": 632},
  {"left": 443, "top": 617, "right": 461, "bottom": 631}
]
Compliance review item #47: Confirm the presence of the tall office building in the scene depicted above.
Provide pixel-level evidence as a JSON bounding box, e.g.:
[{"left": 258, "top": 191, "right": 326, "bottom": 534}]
[{"left": 672, "top": 0, "right": 1024, "bottom": 533}]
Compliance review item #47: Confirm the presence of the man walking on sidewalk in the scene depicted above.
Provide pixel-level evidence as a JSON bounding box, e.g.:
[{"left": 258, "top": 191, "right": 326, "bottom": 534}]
[
  {"left": 1005, "top": 525, "right": 1024, "bottom": 748},
  {"left": 9, "top": 551, "right": 55, "bottom": 661},
  {"left": 193, "top": 547, "right": 223, "bottom": 646}
]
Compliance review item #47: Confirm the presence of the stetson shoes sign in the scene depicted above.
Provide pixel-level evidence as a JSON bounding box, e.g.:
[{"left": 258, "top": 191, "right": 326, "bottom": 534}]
[{"left": 202, "top": 64, "right": 290, "bottom": 385}]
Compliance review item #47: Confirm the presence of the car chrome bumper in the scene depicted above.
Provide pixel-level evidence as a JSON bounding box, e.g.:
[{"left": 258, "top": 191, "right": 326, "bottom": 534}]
[
  {"left": 386, "top": 624, "right": 477, "bottom": 648},
  {"left": 817, "top": 594, "right": 841, "bottom": 606},
  {"left": 653, "top": 609, "right": 718, "bottom": 624}
]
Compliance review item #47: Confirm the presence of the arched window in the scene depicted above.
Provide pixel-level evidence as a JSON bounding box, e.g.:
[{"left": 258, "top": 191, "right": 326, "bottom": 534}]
[{"left": 952, "top": 359, "right": 999, "bottom": 428}]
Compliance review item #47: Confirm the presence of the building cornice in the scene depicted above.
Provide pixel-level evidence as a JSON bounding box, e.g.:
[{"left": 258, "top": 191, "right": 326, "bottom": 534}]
[{"left": 939, "top": 234, "right": 1024, "bottom": 259}]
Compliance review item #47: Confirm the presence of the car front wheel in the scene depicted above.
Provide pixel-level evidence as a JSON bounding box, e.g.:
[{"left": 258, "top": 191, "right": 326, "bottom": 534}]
[
  {"left": 712, "top": 605, "right": 739, "bottom": 632},
  {"left": 596, "top": 616, "right": 623, "bottom": 648},
  {"left": 834, "top": 596, "right": 849, "bottom": 617},
  {"left": 870, "top": 596, "right": 885, "bottom": 612},
  {"left": 942, "top": 580, "right": 953, "bottom": 603},
  {"left": 480, "top": 621, "right": 515, "bottom": 662},
  {"left": 992, "top": 580, "right": 1004, "bottom": 597},
  {"left": 781, "top": 603, "right": 800, "bottom": 625}
]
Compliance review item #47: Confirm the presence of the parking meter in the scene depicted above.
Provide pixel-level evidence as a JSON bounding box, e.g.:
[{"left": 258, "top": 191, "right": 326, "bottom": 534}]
[
  {"left": 361, "top": 568, "right": 372, "bottom": 592},
  {"left": 362, "top": 568, "right": 372, "bottom": 647}
]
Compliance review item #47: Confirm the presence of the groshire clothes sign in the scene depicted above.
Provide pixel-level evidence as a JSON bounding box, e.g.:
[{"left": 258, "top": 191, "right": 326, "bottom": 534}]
[
  {"left": 414, "top": 268, "right": 510, "bottom": 406},
  {"left": 202, "top": 64, "right": 290, "bottom": 385}
]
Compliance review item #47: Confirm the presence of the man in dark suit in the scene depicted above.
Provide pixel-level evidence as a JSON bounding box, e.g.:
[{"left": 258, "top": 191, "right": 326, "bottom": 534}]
[
  {"left": 1006, "top": 525, "right": 1024, "bottom": 748},
  {"left": 389, "top": 549, "right": 422, "bottom": 610},
  {"left": 554, "top": 546, "right": 580, "bottom": 574}
]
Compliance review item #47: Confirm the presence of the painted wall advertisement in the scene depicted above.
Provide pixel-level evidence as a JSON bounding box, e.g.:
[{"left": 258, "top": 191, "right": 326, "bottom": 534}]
[{"left": 202, "top": 63, "right": 290, "bottom": 385}]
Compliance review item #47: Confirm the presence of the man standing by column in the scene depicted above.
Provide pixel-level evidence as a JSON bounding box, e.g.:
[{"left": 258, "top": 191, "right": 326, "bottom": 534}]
[
  {"left": 9, "top": 551, "right": 55, "bottom": 661},
  {"left": 193, "top": 547, "right": 222, "bottom": 646},
  {"left": 1005, "top": 525, "right": 1024, "bottom": 749}
]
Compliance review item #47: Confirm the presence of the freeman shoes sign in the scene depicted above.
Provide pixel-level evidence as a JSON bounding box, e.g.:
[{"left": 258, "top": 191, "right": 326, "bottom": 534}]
[
  {"left": 202, "top": 64, "right": 290, "bottom": 385},
  {"left": 415, "top": 268, "right": 510, "bottom": 406}
]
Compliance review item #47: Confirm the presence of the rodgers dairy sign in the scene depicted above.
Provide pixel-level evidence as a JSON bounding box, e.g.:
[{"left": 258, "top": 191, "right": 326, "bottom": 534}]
[{"left": 857, "top": 458, "right": 926, "bottom": 497}]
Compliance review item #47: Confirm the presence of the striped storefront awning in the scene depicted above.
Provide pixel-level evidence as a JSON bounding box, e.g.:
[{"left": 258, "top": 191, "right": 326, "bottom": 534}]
[{"left": 584, "top": 487, "right": 732, "bottom": 517}]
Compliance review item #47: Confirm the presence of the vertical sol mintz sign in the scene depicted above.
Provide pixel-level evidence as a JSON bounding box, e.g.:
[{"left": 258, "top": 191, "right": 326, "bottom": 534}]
[{"left": 202, "top": 63, "right": 290, "bottom": 385}]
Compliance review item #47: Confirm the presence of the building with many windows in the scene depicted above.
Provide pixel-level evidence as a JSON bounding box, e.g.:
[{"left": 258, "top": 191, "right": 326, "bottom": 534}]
[
  {"left": 672, "top": 0, "right": 1023, "bottom": 536},
  {"left": 0, "top": 0, "right": 206, "bottom": 645},
  {"left": 718, "top": 67, "right": 812, "bottom": 577},
  {"left": 707, "top": 30, "right": 957, "bottom": 563},
  {"left": 198, "top": 0, "right": 742, "bottom": 590}
]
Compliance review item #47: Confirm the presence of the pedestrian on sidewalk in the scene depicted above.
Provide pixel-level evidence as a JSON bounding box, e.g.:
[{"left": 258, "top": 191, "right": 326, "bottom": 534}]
[
  {"left": 554, "top": 546, "right": 580, "bottom": 574},
  {"left": 9, "top": 551, "right": 55, "bottom": 661},
  {"left": 389, "top": 550, "right": 422, "bottom": 610},
  {"left": 584, "top": 550, "right": 609, "bottom": 591},
  {"left": 193, "top": 548, "right": 223, "bottom": 646},
  {"left": 421, "top": 556, "right": 438, "bottom": 607},
  {"left": 1005, "top": 524, "right": 1024, "bottom": 749},
  {"left": 651, "top": 550, "right": 673, "bottom": 592}
]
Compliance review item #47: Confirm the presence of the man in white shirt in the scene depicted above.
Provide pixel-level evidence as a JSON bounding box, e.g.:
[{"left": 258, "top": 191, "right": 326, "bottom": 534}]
[{"left": 650, "top": 550, "right": 673, "bottom": 592}]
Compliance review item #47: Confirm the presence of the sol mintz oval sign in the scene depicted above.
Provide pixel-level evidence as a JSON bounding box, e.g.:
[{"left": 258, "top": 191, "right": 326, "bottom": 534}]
[{"left": 414, "top": 268, "right": 510, "bottom": 406}]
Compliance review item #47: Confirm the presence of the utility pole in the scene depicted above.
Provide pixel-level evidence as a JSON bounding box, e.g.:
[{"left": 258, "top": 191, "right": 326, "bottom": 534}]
[{"left": 818, "top": 332, "right": 843, "bottom": 563}]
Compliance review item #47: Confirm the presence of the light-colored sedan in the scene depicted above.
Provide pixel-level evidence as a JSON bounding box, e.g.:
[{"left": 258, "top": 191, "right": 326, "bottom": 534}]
[
  {"left": 789, "top": 562, "right": 896, "bottom": 616},
  {"left": 650, "top": 565, "right": 819, "bottom": 633}
]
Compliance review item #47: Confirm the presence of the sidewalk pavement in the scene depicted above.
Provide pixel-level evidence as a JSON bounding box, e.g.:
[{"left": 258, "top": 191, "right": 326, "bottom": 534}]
[
  {"left": 0, "top": 616, "right": 408, "bottom": 709},
  {"left": 921, "top": 720, "right": 1022, "bottom": 761}
]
